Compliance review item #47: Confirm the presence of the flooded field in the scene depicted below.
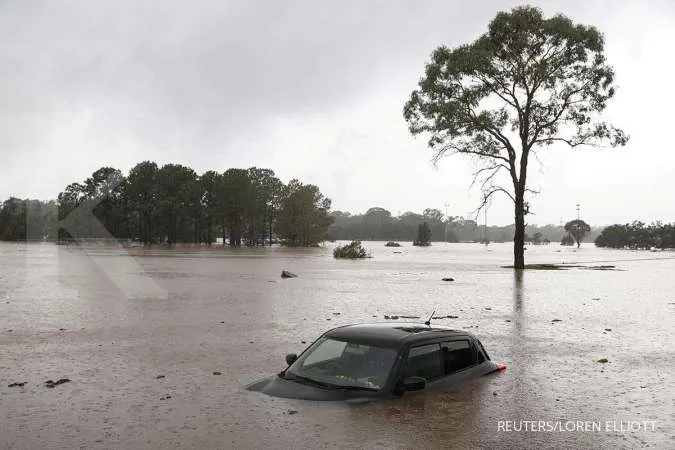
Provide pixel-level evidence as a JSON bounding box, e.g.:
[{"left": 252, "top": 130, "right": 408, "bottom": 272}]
[{"left": 1, "top": 241, "right": 674, "bottom": 449}]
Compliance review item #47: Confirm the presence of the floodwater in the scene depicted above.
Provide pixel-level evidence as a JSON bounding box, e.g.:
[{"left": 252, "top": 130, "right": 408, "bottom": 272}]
[{"left": 1, "top": 241, "right": 673, "bottom": 449}]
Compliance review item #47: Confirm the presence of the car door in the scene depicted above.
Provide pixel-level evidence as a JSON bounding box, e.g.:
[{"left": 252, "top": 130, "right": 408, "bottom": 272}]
[
  {"left": 435, "top": 338, "right": 486, "bottom": 387},
  {"left": 400, "top": 342, "right": 444, "bottom": 383}
]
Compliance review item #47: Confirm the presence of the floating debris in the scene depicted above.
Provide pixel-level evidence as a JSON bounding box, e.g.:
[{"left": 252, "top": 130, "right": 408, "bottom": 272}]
[
  {"left": 155, "top": 375, "right": 165, "bottom": 379},
  {"left": 551, "top": 319, "right": 563, "bottom": 322},
  {"left": 213, "top": 371, "right": 222, "bottom": 376},
  {"left": 584, "top": 265, "right": 619, "bottom": 271},
  {"left": 597, "top": 358, "right": 609, "bottom": 363},
  {"left": 281, "top": 270, "right": 298, "bottom": 278},
  {"left": 8, "top": 382, "right": 26, "bottom": 388},
  {"left": 287, "top": 409, "right": 298, "bottom": 415},
  {"left": 441, "top": 277, "right": 455, "bottom": 282},
  {"left": 45, "top": 378, "right": 71, "bottom": 388}
]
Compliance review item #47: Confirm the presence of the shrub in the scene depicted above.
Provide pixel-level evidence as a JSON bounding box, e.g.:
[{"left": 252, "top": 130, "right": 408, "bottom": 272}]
[{"left": 333, "top": 241, "right": 369, "bottom": 259}]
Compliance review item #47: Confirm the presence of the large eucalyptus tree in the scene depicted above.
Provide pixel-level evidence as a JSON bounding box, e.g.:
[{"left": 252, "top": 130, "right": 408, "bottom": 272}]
[{"left": 404, "top": 6, "right": 627, "bottom": 268}]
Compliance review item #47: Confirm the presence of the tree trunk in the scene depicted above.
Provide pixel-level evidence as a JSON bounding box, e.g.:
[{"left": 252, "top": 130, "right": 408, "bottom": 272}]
[{"left": 513, "top": 196, "right": 525, "bottom": 269}]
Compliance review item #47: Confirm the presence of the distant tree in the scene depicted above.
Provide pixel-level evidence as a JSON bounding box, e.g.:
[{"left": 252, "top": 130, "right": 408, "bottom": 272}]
[
  {"left": 561, "top": 233, "right": 575, "bottom": 246},
  {"left": 564, "top": 219, "right": 591, "bottom": 248},
  {"left": 594, "top": 221, "right": 675, "bottom": 250},
  {"left": 422, "top": 208, "right": 444, "bottom": 223},
  {"left": 125, "top": 161, "right": 159, "bottom": 244},
  {"left": 0, "top": 197, "right": 27, "bottom": 241},
  {"left": 220, "top": 168, "right": 251, "bottom": 247},
  {"left": 404, "top": 6, "right": 628, "bottom": 269},
  {"left": 155, "top": 164, "right": 198, "bottom": 245},
  {"left": 532, "top": 232, "right": 543, "bottom": 245},
  {"left": 276, "top": 180, "right": 334, "bottom": 246},
  {"left": 363, "top": 207, "right": 393, "bottom": 240},
  {"left": 413, "top": 222, "right": 432, "bottom": 246}
]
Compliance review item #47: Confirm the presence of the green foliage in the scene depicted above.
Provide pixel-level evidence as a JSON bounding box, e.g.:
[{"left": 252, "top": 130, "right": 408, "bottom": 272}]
[
  {"left": 595, "top": 221, "right": 675, "bottom": 250},
  {"left": 0, "top": 198, "right": 57, "bottom": 241},
  {"left": 333, "top": 241, "right": 369, "bottom": 259},
  {"left": 564, "top": 219, "right": 591, "bottom": 247},
  {"left": 413, "top": 222, "right": 432, "bottom": 246},
  {"left": 0, "top": 163, "right": 325, "bottom": 247},
  {"left": 275, "top": 180, "right": 334, "bottom": 247},
  {"left": 403, "top": 5, "right": 627, "bottom": 268}
]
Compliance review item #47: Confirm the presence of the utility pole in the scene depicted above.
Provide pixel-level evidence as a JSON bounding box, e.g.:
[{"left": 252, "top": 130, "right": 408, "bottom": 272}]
[
  {"left": 444, "top": 203, "right": 450, "bottom": 242},
  {"left": 576, "top": 204, "right": 580, "bottom": 220},
  {"left": 484, "top": 206, "right": 488, "bottom": 246}
]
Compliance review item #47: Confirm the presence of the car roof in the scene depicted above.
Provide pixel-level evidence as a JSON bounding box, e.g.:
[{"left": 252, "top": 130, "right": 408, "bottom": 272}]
[{"left": 323, "top": 322, "right": 475, "bottom": 349}]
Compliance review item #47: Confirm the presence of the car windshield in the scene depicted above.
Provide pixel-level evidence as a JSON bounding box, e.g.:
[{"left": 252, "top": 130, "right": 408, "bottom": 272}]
[{"left": 285, "top": 337, "right": 398, "bottom": 391}]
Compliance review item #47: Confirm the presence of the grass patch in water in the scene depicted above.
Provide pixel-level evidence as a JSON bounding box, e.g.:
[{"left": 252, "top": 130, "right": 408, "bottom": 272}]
[
  {"left": 502, "top": 263, "right": 569, "bottom": 270},
  {"left": 502, "top": 263, "right": 620, "bottom": 271}
]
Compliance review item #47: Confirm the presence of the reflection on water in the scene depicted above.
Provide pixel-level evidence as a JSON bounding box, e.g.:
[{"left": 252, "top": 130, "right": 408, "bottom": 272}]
[{"left": 1, "top": 242, "right": 674, "bottom": 449}]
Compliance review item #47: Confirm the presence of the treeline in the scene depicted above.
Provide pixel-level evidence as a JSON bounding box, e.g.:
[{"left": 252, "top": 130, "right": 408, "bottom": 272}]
[
  {"left": 0, "top": 199, "right": 57, "bottom": 241},
  {"left": 327, "top": 207, "right": 603, "bottom": 243},
  {"left": 0, "top": 163, "right": 334, "bottom": 246},
  {"left": 595, "top": 221, "right": 675, "bottom": 250}
]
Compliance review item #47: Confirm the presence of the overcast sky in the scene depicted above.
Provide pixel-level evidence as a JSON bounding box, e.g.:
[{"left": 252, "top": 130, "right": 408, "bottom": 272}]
[{"left": 1, "top": 0, "right": 674, "bottom": 225}]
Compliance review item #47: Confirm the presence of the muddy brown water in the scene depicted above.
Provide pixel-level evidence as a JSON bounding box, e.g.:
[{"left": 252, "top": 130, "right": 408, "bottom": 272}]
[{"left": 1, "top": 242, "right": 673, "bottom": 449}]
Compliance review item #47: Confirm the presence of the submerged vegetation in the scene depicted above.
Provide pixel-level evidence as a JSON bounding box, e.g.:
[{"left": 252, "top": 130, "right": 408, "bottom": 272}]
[
  {"left": 412, "top": 222, "right": 432, "bottom": 247},
  {"left": 595, "top": 221, "right": 675, "bottom": 250},
  {"left": 0, "top": 163, "right": 333, "bottom": 247},
  {"left": 333, "top": 241, "right": 370, "bottom": 259},
  {"left": 328, "top": 207, "right": 604, "bottom": 244}
]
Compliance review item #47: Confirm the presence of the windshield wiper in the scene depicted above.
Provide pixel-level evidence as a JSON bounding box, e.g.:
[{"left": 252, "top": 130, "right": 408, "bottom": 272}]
[
  {"left": 282, "top": 373, "right": 339, "bottom": 389},
  {"left": 333, "top": 385, "right": 379, "bottom": 392}
]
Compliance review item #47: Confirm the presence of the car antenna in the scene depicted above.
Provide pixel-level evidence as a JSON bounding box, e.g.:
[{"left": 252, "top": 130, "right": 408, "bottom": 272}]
[{"left": 424, "top": 308, "right": 436, "bottom": 326}]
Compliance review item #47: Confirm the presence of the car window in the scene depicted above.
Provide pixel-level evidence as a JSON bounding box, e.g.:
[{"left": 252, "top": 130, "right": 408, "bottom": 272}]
[
  {"left": 475, "top": 341, "right": 486, "bottom": 363},
  {"left": 476, "top": 340, "right": 490, "bottom": 361},
  {"left": 441, "top": 340, "right": 475, "bottom": 374},
  {"left": 302, "top": 339, "right": 347, "bottom": 367},
  {"left": 403, "top": 343, "right": 443, "bottom": 381},
  {"left": 288, "top": 338, "right": 397, "bottom": 390}
]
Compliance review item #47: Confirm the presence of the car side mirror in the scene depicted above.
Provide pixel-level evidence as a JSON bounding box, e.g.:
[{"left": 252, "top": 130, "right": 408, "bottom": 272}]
[
  {"left": 285, "top": 353, "right": 298, "bottom": 366},
  {"left": 403, "top": 376, "right": 426, "bottom": 391}
]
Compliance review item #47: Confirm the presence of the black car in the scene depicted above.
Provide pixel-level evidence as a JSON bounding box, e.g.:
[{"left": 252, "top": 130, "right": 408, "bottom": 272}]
[{"left": 246, "top": 322, "right": 506, "bottom": 401}]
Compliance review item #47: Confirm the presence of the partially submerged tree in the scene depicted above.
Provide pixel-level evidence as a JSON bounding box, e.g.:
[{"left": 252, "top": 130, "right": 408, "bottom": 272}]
[
  {"left": 564, "top": 219, "right": 591, "bottom": 248},
  {"left": 560, "top": 233, "right": 575, "bottom": 246},
  {"left": 276, "top": 180, "right": 334, "bottom": 246},
  {"left": 413, "top": 222, "right": 432, "bottom": 246},
  {"left": 404, "top": 6, "right": 627, "bottom": 268},
  {"left": 333, "top": 240, "right": 369, "bottom": 259}
]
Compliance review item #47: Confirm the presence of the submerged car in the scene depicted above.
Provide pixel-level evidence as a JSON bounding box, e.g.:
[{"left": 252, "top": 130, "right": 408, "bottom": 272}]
[{"left": 246, "top": 322, "right": 506, "bottom": 401}]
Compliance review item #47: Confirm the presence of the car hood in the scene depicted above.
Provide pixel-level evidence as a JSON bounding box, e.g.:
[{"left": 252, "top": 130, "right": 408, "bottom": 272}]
[{"left": 245, "top": 375, "right": 380, "bottom": 402}]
